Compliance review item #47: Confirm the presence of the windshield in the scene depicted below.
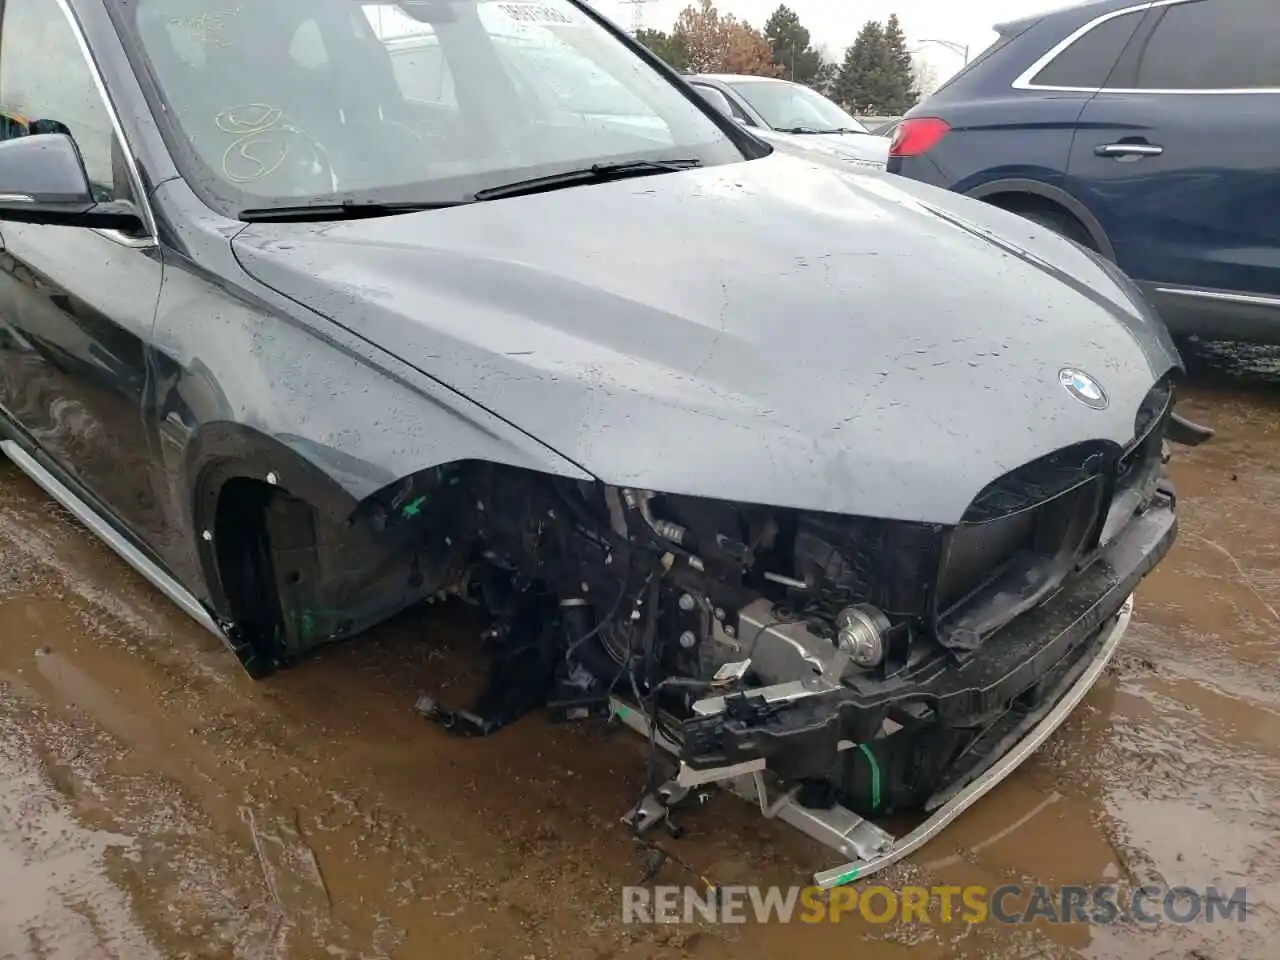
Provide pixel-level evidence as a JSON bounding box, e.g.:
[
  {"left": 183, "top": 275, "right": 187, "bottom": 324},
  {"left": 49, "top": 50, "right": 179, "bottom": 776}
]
[
  {"left": 115, "top": 0, "right": 746, "bottom": 215},
  {"left": 725, "top": 79, "right": 868, "bottom": 134}
]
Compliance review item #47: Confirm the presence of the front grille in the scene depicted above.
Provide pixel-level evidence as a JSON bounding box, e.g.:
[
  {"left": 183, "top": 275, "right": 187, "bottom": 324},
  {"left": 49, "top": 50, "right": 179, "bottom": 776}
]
[
  {"left": 933, "top": 378, "right": 1174, "bottom": 648},
  {"left": 937, "top": 475, "right": 1106, "bottom": 617},
  {"left": 962, "top": 441, "right": 1112, "bottom": 523},
  {"left": 941, "top": 440, "right": 1111, "bottom": 613},
  {"left": 789, "top": 380, "right": 1174, "bottom": 653},
  {"left": 936, "top": 511, "right": 1036, "bottom": 610}
]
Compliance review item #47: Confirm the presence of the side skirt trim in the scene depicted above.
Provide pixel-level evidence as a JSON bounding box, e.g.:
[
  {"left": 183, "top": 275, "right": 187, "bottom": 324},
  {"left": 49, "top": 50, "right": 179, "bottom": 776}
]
[{"left": 0, "top": 439, "right": 224, "bottom": 639}]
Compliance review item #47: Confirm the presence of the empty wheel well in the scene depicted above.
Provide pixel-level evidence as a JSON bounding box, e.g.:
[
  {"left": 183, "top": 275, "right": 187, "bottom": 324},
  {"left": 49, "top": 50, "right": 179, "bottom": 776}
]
[
  {"left": 210, "top": 471, "right": 449, "bottom": 675},
  {"left": 213, "top": 477, "right": 290, "bottom": 674}
]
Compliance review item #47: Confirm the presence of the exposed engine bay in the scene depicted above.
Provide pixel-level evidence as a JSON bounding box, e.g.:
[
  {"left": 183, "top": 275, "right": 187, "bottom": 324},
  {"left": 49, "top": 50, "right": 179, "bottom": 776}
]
[{"left": 252, "top": 379, "right": 1186, "bottom": 830}]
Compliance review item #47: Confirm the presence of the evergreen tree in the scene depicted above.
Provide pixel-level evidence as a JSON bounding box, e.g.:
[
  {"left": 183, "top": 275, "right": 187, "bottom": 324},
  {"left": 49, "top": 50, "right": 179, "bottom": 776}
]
[
  {"left": 763, "top": 4, "right": 824, "bottom": 87},
  {"left": 814, "top": 59, "right": 838, "bottom": 96},
  {"left": 880, "top": 14, "right": 919, "bottom": 114},
  {"left": 834, "top": 16, "right": 922, "bottom": 114},
  {"left": 833, "top": 20, "right": 886, "bottom": 114},
  {"left": 634, "top": 28, "right": 690, "bottom": 72}
]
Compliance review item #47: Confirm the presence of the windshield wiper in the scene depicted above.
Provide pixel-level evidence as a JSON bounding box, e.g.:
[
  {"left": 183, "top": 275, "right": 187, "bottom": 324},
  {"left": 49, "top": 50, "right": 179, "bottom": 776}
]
[
  {"left": 471, "top": 159, "right": 701, "bottom": 202},
  {"left": 237, "top": 161, "right": 704, "bottom": 218},
  {"left": 775, "top": 126, "right": 864, "bottom": 135},
  {"left": 238, "top": 200, "right": 470, "bottom": 223}
]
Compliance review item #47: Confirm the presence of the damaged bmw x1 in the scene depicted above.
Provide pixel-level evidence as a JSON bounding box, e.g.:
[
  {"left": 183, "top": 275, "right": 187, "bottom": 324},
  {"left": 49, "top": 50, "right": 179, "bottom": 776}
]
[{"left": 0, "top": 0, "right": 1207, "bottom": 884}]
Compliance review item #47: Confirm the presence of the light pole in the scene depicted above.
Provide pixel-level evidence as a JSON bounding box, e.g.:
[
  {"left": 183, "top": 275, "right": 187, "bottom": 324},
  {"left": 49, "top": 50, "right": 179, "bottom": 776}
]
[
  {"left": 618, "top": 0, "right": 655, "bottom": 35},
  {"left": 916, "top": 38, "right": 970, "bottom": 65}
]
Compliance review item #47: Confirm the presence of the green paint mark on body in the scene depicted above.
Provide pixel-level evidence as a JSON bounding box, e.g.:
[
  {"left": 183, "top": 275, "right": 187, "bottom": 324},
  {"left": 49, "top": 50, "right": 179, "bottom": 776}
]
[{"left": 402, "top": 496, "right": 426, "bottom": 518}]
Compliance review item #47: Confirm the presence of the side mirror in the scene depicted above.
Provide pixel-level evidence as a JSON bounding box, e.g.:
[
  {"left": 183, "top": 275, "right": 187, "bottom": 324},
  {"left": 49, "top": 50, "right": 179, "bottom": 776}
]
[
  {"left": 0, "top": 133, "right": 139, "bottom": 230},
  {"left": 692, "top": 86, "right": 738, "bottom": 120}
]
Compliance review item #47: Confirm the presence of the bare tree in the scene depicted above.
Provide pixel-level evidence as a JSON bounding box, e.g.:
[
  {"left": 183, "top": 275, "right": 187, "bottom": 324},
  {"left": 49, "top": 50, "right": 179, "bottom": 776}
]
[{"left": 912, "top": 56, "right": 942, "bottom": 101}]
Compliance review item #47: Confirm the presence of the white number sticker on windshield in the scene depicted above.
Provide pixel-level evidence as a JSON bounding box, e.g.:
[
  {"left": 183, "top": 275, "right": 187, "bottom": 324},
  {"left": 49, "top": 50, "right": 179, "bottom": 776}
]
[{"left": 486, "top": 0, "right": 585, "bottom": 28}]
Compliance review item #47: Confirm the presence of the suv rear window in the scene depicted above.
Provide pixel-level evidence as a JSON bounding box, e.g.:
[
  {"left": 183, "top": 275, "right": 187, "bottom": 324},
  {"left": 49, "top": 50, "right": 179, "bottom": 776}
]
[
  {"left": 1030, "top": 8, "right": 1145, "bottom": 88},
  {"left": 1127, "top": 0, "right": 1279, "bottom": 90},
  {"left": 931, "top": 23, "right": 1031, "bottom": 97}
]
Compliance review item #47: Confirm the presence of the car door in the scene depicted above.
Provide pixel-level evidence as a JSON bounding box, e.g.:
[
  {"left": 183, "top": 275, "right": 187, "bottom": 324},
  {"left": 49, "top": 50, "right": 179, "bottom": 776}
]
[
  {"left": 0, "top": 0, "right": 168, "bottom": 543},
  {"left": 1066, "top": 0, "right": 1280, "bottom": 313}
]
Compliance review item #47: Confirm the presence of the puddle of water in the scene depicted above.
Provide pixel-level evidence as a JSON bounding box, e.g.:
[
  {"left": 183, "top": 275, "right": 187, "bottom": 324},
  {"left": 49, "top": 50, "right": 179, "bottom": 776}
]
[{"left": 0, "top": 682, "right": 161, "bottom": 960}]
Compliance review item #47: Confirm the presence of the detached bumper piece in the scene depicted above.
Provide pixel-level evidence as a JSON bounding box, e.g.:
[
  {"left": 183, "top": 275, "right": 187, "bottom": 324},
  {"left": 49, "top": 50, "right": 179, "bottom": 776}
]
[{"left": 1167, "top": 411, "right": 1214, "bottom": 447}]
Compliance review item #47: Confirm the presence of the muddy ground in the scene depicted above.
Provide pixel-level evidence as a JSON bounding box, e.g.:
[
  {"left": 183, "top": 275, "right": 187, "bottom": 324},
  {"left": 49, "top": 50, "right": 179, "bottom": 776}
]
[{"left": 1, "top": 342, "right": 1277, "bottom": 960}]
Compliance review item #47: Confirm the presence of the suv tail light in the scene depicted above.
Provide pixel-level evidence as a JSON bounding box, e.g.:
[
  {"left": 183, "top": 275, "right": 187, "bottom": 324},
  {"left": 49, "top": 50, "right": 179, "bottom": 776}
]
[{"left": 890, "top": 118, "right": 951, "bottom": 158}]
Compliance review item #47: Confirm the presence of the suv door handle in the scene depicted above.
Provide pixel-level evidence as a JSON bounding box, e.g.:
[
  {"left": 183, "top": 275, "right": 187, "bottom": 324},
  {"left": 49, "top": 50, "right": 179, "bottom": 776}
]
[{"left": 1095, "top": 142, "right": 1164, "bottom": 159}]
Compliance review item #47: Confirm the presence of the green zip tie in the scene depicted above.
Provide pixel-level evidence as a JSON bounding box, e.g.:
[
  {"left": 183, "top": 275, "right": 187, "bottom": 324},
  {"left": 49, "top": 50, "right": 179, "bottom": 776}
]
[{"left": 857, "top": 742, "right": 881, "bottom": 812}]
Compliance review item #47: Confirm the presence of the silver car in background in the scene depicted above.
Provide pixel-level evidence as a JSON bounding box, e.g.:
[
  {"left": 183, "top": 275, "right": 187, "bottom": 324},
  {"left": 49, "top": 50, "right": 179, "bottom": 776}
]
[{"left": 688, "top": 73, "right": 891, "bottom": 170}]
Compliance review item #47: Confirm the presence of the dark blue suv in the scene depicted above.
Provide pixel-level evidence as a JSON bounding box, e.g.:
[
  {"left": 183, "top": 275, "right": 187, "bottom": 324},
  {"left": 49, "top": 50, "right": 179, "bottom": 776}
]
[{"left": 888, "top": 0, "right": 1280, "bottom": 344}]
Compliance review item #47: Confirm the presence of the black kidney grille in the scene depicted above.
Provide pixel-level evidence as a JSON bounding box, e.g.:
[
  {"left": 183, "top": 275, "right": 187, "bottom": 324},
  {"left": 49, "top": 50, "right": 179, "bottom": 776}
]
[{"left": 962, "top": 440, "right": 1112, "bottom": 525}]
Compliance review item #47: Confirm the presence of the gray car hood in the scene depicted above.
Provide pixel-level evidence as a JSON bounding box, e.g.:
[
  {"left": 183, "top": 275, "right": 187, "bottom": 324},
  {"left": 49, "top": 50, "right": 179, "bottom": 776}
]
[{"left": 233, "top": 152, "right": 1179, "bottom": 524}]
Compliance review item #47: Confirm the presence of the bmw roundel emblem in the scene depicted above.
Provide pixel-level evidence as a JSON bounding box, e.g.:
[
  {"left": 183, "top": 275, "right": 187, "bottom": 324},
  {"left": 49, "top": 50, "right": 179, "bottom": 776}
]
[{"left": 1059, "top": 368, "right": 1108, "bottom": 409}]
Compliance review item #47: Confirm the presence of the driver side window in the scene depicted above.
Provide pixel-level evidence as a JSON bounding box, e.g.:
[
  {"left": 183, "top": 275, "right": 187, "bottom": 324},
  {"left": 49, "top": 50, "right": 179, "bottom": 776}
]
[{"left": 0, "top": 0, "right": 124, "bottom": 203}]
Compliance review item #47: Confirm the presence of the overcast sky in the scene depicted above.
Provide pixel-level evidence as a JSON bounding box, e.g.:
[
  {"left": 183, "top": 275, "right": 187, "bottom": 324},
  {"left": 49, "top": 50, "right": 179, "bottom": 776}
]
[{"left": 592, "top": 0, "right": 1071, "bottom": 81}]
